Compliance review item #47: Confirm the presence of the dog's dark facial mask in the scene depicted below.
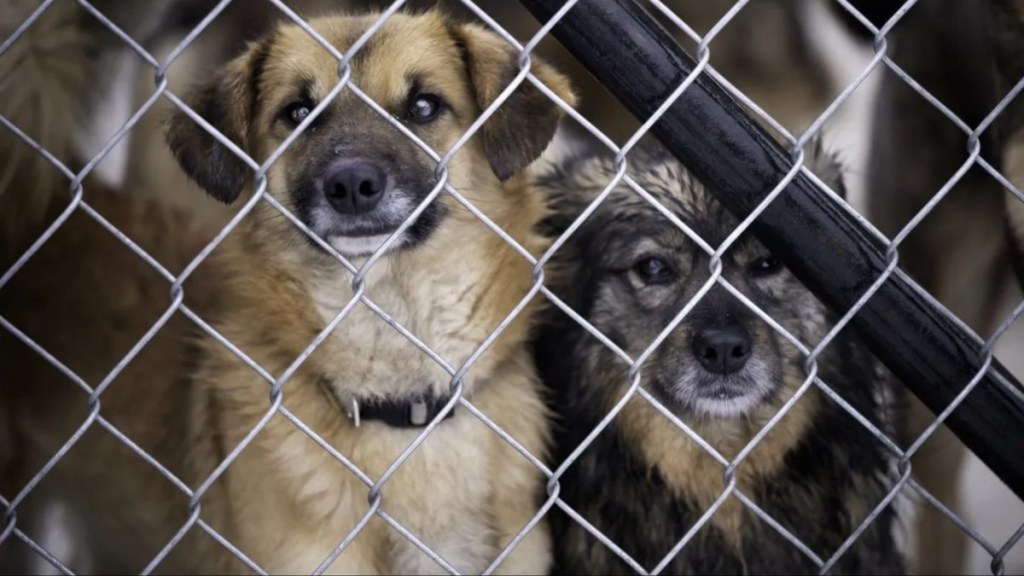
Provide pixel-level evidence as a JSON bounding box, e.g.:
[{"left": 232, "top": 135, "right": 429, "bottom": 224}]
[
  {"left": 582, "top": 221, "right": 797, "bottom": 418},
  {"left": 166, "top": 11, "right": 574, "bottom": 259},
  {"left": 275, "top": 86, "right": 445, "bottom": 258}
]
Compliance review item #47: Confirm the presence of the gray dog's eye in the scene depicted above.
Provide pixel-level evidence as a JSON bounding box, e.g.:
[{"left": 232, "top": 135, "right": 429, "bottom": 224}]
[
  {"left": 633, "top": 257, "right": 675, "bottom": 285},
  {"left": 748, "top": 255, "right": 783, "bottom": 277},
  {"left": 408, "top": 93, "right": 443, "bottom": 124}
]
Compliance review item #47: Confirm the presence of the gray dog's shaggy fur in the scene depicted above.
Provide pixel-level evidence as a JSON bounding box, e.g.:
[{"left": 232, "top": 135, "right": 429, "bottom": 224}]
[{"left": 533, "top": 141, "right": 905, "bottom": 575}]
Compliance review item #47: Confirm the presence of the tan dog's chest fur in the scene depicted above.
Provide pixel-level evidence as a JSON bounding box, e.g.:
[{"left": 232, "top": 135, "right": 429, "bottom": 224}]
[{"left": 200, "top": 371, "right": 545, "bottom": 575}]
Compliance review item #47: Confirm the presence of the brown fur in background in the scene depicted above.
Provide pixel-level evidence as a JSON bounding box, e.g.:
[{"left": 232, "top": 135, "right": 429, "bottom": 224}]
[
  {"left": 0, "top": 0, "right": 179, "bottom": 246},
  {"left": 0, "top": 0, "right": 218, "bottom": 571}
]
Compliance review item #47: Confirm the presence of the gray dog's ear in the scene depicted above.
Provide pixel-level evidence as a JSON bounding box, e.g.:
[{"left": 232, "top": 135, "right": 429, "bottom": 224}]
[
  {"left": 452, "top": 22, "right": 577, "bottom": 181},
  {"left": 166, "top": 42, "right": 268, "bottom": 203}
]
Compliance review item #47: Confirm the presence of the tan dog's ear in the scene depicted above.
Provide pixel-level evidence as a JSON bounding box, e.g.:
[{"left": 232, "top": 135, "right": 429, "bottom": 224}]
[
  {"left": 451, "top": 23, "right": 576, "bottom": 181},
  {"left": 166, "top": 42, "right": 267, "bottom": 203}
]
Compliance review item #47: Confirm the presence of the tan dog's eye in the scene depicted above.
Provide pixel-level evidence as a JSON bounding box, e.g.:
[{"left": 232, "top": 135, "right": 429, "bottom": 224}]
[
  {"left": 407, "top": 93, "right": 443, "bottom": 124},
  {"left": 282, "top": 102, "right": 312, "bottom": 127}
]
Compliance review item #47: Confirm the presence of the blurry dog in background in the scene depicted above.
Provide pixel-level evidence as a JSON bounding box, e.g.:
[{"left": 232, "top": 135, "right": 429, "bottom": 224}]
[
  {"left": 864, "top": 1, "right": 1024, "bottom": 572},
  {"left": 0, "top": 0, "right": 186, "bottom": 250},
  {"left": 0, "top": 2, "right": 204, "bottom": 570},
  {"left": 534, "top": 140, "right": 904, "bottom": 575}
]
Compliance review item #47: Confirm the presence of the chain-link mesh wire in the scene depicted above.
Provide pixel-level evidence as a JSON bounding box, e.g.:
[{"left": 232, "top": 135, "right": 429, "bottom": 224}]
[{"left": 0, "top": 0, "right": 1022, "bottom": 574}]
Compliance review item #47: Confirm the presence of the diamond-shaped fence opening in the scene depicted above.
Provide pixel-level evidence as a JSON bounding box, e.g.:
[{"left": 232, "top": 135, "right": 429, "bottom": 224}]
[{"left": 1, "top": 0, "right": 1023, "bottom": 575}]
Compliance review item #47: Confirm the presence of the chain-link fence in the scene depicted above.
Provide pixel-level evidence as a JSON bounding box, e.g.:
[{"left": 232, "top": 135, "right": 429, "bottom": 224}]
[{"left": 1, "top": 0, "right": 1023, "bottom": 574}]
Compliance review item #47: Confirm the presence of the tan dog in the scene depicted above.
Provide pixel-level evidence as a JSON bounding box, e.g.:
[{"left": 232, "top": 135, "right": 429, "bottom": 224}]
[{"left": 2, "top": 10, "right": 574, "bottom": 574}]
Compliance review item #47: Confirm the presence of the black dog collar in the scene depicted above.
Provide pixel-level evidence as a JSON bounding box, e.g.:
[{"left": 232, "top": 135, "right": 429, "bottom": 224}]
[
  {"left": 320, "top": 381, "right": 455, "bottom": 428},
  {"left": 357, "top": 395, "right": 456, "bottom": 428}
]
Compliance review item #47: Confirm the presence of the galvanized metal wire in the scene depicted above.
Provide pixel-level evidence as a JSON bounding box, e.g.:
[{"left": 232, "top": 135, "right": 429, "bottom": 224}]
[{"left": 0, "top": 0, "right": 1022, "bottom": 574}]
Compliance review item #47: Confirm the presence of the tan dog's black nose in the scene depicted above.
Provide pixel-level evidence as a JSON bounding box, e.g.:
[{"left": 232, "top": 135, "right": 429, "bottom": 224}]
[
  {"left": 692, "top": 327, "right": 752, "bottom": 375},
  {"left": 324, "top": 160, "right": 386, "bottom": 215}
]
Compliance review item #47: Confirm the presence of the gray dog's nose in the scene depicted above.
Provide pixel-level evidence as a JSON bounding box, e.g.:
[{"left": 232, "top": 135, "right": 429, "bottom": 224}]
[
  {"left": 324, "top": 160, "right": 386, "bottom": 215},
  {"left": 692, "top": 326, "right": 752, "bottom": 375}
]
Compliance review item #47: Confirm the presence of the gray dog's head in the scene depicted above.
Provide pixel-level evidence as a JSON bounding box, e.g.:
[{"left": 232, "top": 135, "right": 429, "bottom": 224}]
[{"left": 538, "top": 141, "right": 844, "bottom": 419}]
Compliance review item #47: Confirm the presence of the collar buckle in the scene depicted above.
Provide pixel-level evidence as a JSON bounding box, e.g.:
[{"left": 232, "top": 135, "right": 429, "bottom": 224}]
[
  {"left": 345, "top": 397, "right": 361, "bottom": 428},
  {"left": 408, "top": 400, "right": 430, "bottom": 426},
  {"left": 320, "top": 380, "right": 454, "bottom": 429}
]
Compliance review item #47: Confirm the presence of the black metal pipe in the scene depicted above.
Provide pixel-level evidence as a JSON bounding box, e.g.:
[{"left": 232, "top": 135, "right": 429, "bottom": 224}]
[{"left": 518, "top": 0, "right": 1024, "bottom": 498}]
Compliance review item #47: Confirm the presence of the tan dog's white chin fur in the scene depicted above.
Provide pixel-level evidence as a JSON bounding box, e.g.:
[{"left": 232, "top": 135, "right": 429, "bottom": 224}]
[
  {"left": 327, "top": 232, "right": 408, "bottom": 258},
  {"left": 690, "top": 391, "right": 770, "bottom": 419}
]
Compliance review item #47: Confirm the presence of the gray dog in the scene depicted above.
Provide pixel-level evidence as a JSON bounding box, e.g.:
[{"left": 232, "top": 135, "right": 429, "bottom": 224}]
[{"left": 533, "top": 141, "right": 905, "bottom": 575}]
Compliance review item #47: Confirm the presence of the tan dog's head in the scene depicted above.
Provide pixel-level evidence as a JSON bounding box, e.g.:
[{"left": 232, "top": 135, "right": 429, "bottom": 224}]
[{"left": 167, "top": 11, "right": 575, "bottom": 258}]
